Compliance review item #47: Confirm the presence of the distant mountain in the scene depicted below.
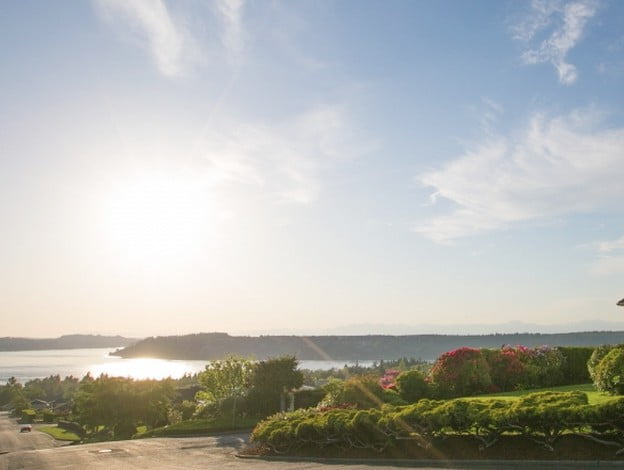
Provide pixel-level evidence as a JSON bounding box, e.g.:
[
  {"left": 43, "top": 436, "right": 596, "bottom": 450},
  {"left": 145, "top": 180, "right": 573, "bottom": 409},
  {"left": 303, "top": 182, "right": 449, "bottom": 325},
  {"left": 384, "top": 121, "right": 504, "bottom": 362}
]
[
  {"left": 0, "top": 334, "right": 139, "bottom": 352},
  {"left": 111, "top": 331, "right": 624, "bottom": 362},
  {"left": 242, "top": 320, "right": 624, "bottom": 336}
]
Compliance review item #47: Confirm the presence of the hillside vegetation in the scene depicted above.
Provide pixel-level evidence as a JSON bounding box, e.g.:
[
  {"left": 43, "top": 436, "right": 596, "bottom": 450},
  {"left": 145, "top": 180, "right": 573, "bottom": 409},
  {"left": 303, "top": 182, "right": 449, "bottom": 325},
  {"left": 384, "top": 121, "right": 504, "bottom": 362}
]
[{"left": 112, "top": 331, "right": 624, "bottom": 361}]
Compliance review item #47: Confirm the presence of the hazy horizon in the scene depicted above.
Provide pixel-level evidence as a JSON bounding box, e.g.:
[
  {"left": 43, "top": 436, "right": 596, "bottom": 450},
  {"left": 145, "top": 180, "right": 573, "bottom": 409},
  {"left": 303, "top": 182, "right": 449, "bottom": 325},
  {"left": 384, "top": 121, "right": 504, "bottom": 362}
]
[
  {"left": 1, "top": 1, "right": 623, "bottom": 338},
  {"left": 9, "top": 318, "right": 624, "bottom": 340}
]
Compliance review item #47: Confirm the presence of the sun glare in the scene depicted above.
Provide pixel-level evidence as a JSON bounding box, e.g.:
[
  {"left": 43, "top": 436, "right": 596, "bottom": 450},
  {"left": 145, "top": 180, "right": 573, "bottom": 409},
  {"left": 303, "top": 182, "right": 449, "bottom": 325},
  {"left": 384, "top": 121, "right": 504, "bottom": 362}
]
[
  {"left": 102, "top": 172, "right": 207, "bottom": 266},
  {"left": 90, "top": 357, "right": 198, "bottom": 380}
]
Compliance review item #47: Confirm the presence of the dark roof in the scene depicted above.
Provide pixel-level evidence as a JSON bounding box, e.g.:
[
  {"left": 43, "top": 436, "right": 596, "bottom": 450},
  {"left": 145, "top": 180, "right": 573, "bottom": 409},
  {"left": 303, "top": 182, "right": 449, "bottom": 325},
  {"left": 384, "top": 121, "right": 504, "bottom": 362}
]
[{"left": 618, "top": 298, "right": 624, "bottom": 307}]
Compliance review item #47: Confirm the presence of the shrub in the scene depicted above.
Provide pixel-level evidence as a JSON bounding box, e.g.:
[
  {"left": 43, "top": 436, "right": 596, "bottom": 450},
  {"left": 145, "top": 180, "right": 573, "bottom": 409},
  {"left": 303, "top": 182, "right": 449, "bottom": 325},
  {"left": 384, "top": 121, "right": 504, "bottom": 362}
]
[
  {"left": 251, "top": 391, "right": 624, "bottom": 455},
  {"left": 588, "top": 345, "right": 619, "bottom": 383},
  {"left": 20, "top": 408, "right": 36, "bottom": 424},
  {"left": 429, "top": 347, "right": 492, "bottom": 398},
  {"left": 511, "top": 345, "right": 565, "bottom": 389},
  {"left": 381, "top": 389, "right": 407, "bottom": 406},
  {"left": 247, "top": 356, "right": 304, "bottom": 417},
  {"left": 379, "top": 369, "right": 400, "bottom": 390},
  {"left": 42, "top": 409, "right": 56, "bottom": 423},
  {"left": 177, "top": 400, "right": 197, "bottom": 421},
  {"left": 557, "top": 346, "right": 594, "bottom": 385},
  {"left": 317, "top": 378, "right": 344, "bottom": 408},
  {"left": 483, "top": 348, "right": 526, "bottom": 392},
  {"left": 58, "top": 420, "right": 84, "bottom": 436},
  {"left": 395, "top": 370, "right": 429, "bottom": 403},
  {"left": 338, "top": 375, "right": 385, "bottom": 409},
  {"left": 593, "top": 348, "right": 624, "bottom": 395},
  {"left": 294, "top": 389, "right": 325, "bottom": 409}
]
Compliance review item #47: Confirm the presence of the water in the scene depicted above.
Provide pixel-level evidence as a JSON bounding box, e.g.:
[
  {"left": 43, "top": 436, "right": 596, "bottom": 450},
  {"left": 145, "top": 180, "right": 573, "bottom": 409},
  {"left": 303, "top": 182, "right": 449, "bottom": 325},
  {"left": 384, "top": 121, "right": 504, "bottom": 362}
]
[{"left": 0, "top": 349, "right": 375, "bottom": 383}]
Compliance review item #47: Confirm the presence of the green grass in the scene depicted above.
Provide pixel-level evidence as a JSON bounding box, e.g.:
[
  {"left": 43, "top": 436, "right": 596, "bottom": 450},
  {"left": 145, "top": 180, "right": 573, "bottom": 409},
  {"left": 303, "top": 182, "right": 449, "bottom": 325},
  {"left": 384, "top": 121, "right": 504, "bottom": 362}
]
[
  {"left": 137, "top": 416, "right": 259, "bottom": 438},
  {"left": 472, "top": 383, "right": 617, "bottom": 405},
  {"left": 39, "top": 425, "right": 81, "bottom": 442}
]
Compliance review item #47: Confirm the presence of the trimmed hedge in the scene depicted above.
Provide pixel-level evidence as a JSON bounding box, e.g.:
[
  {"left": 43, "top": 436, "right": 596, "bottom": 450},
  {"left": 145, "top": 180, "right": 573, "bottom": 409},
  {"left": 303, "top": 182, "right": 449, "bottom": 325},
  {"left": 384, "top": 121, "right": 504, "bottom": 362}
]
[
  {"left": 557, "top": 346, "right": 594, "bottom": 385},
  {"left": 251, "top": 391, "right": 624, "bottom": 455},
  {"left": 294, "top": 389, "right": 325, "bottom": 410}
]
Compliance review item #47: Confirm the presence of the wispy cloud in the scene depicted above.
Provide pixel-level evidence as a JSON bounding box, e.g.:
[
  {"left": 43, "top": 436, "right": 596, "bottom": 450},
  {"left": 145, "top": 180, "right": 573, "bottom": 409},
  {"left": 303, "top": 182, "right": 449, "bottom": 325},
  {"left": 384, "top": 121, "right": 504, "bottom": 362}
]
[
  {"left": 511, "top": 0, "right": 598, "bottom": 84},
  {"left": 215, "top": 0, "right": 246, "bottom": 64},
  {"left": 95, "top": 0, "right": 192, "bottom": 77},
  {"left": 198, "top": 105, "right": 371, "bottom": 204},
  {"left": 415, "top": 109, "right": 624, "bottom": 243}
]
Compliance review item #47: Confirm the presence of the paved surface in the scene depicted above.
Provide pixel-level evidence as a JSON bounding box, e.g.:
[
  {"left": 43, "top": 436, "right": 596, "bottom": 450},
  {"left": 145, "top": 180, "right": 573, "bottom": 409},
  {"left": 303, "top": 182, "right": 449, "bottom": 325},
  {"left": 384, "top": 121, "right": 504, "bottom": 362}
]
[{"left": 0, "top": 412, "right": 63, "bottom": 455}]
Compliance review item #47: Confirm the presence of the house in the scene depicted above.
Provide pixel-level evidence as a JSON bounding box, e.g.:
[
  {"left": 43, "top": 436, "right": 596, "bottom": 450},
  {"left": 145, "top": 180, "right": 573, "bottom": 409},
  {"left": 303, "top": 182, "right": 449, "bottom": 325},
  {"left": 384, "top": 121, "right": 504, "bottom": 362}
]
[{"left": 31, "top": 399, "right": 51, "bottom": 411}]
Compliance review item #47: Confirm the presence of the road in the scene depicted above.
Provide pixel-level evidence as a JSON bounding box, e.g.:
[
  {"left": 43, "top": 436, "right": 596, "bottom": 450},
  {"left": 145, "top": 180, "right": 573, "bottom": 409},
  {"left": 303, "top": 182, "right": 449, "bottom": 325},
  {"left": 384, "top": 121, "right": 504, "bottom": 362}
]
[{"left": 0, "top": 412, "right": 64, "bottom": 455}]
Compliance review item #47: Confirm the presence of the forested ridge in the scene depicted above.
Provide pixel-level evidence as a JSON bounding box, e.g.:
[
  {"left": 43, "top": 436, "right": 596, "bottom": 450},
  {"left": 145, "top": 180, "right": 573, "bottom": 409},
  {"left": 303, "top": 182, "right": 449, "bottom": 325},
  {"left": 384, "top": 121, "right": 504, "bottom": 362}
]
[
  {"left": 111, "top": 331, "right": 624, "bottom": 361},
  {"left": 0, "top": 334, "right": 137, "bottom": 351}
]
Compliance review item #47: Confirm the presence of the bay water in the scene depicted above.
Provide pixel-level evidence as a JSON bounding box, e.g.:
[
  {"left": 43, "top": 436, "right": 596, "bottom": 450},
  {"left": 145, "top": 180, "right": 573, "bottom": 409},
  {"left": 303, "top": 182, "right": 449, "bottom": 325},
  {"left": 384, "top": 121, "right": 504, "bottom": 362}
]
[{"left": 0, "top": 348, "right": 374, "bottom": 383}]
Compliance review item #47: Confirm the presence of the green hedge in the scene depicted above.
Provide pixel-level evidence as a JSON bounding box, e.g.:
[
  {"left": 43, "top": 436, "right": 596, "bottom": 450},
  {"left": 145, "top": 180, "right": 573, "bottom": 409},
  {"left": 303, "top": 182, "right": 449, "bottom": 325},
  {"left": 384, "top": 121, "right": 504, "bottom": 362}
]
[
  {"left": 557, "top": 346, "right": 594, "bottom": 385},
  {"left": 294, "top": 389, "right": 325, "bottom": 410},
  {"left": 251, "top": 391, "right": 624, "bottom": 454}
]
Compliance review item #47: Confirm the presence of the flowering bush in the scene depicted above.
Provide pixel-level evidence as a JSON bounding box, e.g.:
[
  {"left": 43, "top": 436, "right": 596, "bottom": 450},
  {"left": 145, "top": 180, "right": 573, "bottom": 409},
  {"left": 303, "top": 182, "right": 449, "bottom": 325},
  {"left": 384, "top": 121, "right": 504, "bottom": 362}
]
[
  {"left": 379, "top": 369, "right": 400, "bottom": 390},
  {"left": 483, "top": 348, "right": 526, "bottom": 392},
  {"left": 429, "top": 347, "right": 492, "bottom": 398},
  {"left": 513, "top": 345, "right": 565, "bottom": 388}
]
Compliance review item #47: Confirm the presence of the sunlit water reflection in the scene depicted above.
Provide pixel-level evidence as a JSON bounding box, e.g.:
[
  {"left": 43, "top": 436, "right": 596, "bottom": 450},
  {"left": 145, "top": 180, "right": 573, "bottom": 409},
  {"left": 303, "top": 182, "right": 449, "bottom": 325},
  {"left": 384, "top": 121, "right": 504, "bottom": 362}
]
[{"left": 0, "top": 348, "right": 375, "bottom": 383}]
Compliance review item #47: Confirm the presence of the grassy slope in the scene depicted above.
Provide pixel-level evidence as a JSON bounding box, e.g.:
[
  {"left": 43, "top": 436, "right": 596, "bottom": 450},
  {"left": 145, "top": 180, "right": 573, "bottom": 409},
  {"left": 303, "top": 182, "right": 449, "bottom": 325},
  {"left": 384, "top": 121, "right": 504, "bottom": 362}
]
[{"left": 38, "top": 425, "right": 81, "bottom": 441}]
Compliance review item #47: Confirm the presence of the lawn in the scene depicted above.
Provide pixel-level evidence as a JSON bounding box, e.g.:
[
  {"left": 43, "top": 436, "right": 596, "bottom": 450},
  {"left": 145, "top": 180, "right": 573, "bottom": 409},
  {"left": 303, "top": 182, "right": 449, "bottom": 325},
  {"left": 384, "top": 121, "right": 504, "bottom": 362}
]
[
  {"left": 473, "top": 383, "right": 616, "bottom": 404},
  {"left": 39, "top": 425, "right": 81, "bottom": 442},
  {"left": 137, "top": 415, "right": 259, "bottom": 438}
]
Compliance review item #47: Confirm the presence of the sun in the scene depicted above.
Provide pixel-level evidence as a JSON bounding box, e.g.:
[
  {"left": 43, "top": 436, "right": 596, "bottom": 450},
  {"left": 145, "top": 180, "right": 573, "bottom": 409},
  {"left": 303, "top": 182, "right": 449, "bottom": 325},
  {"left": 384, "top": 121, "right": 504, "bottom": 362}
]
[{"left": 101, "top": 171, "right": 207, "bottom": 266}]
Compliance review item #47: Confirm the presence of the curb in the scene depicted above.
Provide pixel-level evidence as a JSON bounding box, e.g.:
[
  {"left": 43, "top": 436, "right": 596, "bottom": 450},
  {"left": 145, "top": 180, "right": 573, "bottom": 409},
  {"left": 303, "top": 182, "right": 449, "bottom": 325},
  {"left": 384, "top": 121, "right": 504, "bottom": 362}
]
[{"left": 236, "top": 454, "right": 624, "bottom": 468}]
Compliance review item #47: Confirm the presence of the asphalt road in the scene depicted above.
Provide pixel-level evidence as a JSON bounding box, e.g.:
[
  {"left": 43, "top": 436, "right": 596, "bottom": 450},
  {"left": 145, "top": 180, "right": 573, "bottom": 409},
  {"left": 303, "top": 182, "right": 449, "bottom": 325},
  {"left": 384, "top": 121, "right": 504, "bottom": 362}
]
[{"left": 0, "top": 412, "right": 63, "bottom": 455}]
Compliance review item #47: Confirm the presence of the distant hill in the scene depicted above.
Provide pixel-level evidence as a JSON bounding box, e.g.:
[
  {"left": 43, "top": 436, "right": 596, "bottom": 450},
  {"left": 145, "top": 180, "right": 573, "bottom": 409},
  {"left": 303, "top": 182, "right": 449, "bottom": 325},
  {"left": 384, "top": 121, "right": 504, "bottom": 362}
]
[
  {"left": 111, "top": 331, "right": 624, "bottom": 361},
  {"left": 0, "top": 334, "right": 139, "bottom": 352}
]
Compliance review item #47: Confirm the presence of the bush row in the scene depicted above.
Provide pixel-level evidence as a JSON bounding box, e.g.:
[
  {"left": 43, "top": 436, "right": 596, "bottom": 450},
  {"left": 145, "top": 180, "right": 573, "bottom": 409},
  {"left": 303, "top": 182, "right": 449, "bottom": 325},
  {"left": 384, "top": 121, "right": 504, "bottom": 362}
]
[
  {"left": 251, "top": 391, "right": 624, "bottom": 454},
  {"left": 427, "top": 345, "right": 594, "bottom": 398}
]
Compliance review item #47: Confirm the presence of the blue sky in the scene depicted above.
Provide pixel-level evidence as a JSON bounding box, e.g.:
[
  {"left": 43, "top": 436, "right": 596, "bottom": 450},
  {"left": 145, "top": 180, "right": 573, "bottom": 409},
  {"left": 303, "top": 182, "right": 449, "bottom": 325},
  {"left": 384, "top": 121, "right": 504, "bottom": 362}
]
[{"left": 1, "top": 0, "right": 623, "bottom": 337}]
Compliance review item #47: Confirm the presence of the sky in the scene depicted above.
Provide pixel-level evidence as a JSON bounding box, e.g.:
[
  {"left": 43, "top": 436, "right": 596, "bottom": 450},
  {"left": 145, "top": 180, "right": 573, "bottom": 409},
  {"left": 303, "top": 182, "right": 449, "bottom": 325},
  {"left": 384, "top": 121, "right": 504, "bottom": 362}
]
[{"left": 1, "top": 0, "right": 623, "bottom": 338}]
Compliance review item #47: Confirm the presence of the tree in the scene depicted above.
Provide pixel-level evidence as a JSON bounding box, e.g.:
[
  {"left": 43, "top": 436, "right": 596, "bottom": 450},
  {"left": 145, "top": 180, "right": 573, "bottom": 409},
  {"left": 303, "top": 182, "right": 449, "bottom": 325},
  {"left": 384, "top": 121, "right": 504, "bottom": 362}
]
[
  {"left": 196, "top": 356, "right": 253, "bottom": 423},
  {"left": 73, "top": 375, "right": 175, "bottom": 438},
  {"left": 247, "top": 356, "right": 303, "bottom": 417}
]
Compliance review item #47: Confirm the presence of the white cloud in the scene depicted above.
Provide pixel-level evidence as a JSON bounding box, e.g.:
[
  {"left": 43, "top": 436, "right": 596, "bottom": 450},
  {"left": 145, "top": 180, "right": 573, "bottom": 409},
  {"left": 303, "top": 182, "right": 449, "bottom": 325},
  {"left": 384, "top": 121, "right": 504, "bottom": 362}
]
[
  {"left": 95, "top": 0, "right": 192, "bottom": 77},
  {"left": 215, "top": 0, "right": 245, "bottom": 64},
  {"left": 198, "top": 105, "right": 369, "bottom": 204},
  {"left": 512, "top": 0, "right": 598, "bottom": 84},
  {"left": 415, "top": 109, "right": 624, "bottom": 243}
]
